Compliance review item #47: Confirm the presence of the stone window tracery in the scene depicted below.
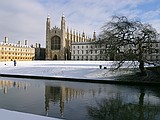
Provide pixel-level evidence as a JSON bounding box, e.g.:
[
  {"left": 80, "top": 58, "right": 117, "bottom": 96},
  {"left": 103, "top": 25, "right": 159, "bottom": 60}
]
[{"left": 51, "top": 36, "right": 61, "bottom": 50}]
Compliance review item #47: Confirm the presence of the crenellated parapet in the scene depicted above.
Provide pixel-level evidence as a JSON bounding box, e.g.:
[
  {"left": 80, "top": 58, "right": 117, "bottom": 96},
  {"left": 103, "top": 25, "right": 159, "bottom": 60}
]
[
  {"left": 51, "top": 26, "right": 61, "bottom": 31},
  {"left": 50, "top": 26, "right": 61, "bottom": 36}
]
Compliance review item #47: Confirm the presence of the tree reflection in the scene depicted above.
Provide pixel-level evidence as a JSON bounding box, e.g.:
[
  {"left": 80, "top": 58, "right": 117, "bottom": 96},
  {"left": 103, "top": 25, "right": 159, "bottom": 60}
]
[{"left": 87, "top": 92, "right": 160, "bottom": 120}]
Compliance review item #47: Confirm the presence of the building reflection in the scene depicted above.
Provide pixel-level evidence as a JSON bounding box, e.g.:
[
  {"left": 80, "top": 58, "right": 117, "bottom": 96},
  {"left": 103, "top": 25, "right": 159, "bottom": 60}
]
[
  {"left": 0, "top": 80, "right": 29, "bottom": 94},
  {"left": 45, "top": 85, "right": 98, "bottom": 118}
]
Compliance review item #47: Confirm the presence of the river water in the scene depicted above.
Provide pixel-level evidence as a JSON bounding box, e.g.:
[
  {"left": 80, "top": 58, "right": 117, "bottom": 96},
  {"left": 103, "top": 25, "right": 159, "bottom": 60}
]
[{"left": 0, "top": 77, "right": 160, "bottom": 120}]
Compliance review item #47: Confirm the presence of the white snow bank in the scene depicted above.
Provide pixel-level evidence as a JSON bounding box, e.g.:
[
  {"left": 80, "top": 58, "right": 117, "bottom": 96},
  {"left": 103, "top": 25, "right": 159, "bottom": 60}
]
[
  {"left": 0, "top": 109, "right": 62, "bottom": 120},
  {"left": 0, "top": 61, "right": 153, "bottom": 80}
]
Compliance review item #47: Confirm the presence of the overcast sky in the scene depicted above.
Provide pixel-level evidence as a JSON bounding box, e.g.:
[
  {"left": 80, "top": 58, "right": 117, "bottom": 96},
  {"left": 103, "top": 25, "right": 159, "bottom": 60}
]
[{"left": 0, "top": 0, "right": 160, "bottom": 47}]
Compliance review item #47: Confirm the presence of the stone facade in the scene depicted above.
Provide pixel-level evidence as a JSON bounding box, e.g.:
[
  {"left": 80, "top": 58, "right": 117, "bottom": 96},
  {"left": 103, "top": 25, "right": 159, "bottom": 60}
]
[
  {"left": 71, "top": 41, "right": 160, "bottom": 61},
  {"left": 35, "top": 43, "right": 45, "bottom": 60},
  {"left": 145, "top": 41, "right": 160, "bottom": 61},
  {"left": 46, "top": 14, "right": 96, "bottom": 60},
  {"left": 71, "top": 42, "right": 108, "bottom": 60},
  {"left": 0, "top": 37, "right": 35, "bottom": 62}
]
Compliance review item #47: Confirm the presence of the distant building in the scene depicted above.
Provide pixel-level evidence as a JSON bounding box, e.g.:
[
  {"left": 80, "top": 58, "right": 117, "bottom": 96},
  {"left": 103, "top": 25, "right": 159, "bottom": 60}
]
[
  {"left": 0, "top": 37, "right": 35, "bottom": 62},
  {"left": 71, "top": 42, "right": 108, "bottom": 61},
  {"left": 46, "top": 14, "right": 96, "bottom": 60},
  {"left": 71, "top": 40, "right": 160, "bottom": 61},
  {"left": 145, "top": 41, "right": 160, "bottom": 61},
  {"left": 118, "top": 41, "right": 160, "bottom": 61},
  {"left": 35, "top": 43, "right": 45, "bottom": 60}
]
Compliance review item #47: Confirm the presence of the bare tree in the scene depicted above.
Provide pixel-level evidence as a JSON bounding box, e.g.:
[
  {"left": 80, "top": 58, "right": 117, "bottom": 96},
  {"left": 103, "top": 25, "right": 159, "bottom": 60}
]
[{"left": 98, "top": 16, "right": 159, "bottom": 76}]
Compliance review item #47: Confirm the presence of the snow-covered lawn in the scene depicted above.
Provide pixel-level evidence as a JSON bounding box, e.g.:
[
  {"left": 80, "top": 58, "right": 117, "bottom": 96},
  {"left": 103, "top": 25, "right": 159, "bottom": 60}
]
[{"left": 0, "top": 61, "right": 139, "bottom": 80}]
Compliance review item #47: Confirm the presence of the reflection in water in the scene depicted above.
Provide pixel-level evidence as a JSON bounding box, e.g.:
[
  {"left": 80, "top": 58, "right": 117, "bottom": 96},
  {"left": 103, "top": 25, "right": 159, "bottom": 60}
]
[
  {"left": 0, "top": 80, "right": 29, "bottom": 94},
  {"left": 87, "top": 91, "right": 160, "bottom": 120},
  {"left": 1, "top": 78, "right": 160, "bottom": 120},
  {"left": 44, "top": 84, "right": 160, "bottom": 120},
  {"left": 45, "top": 85, "right": 86, "bottom": 118}
]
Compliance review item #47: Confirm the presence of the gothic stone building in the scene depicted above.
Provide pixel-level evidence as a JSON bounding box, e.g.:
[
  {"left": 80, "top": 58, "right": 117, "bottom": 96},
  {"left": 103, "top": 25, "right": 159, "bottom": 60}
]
[{"left": 46, "top": 14, "right": 96, "bottom": 60}]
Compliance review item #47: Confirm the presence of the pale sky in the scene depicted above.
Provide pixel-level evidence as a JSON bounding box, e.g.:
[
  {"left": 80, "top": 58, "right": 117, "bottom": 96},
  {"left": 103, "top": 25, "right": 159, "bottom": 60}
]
[{"left": 0, "top": 0, "right": 160, "bottom": 47}]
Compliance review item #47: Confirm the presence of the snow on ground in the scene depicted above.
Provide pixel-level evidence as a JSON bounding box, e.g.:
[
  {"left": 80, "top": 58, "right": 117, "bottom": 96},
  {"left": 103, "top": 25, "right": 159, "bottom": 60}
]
[
  {"left": 0, "top": 60, "right": 152, "bottom": 120},
  {"left": 0, "top": 109, "right": 61, "bottom": 120},
  {"left": 0, "top": 61, "right": 140, "bottom": 80}
]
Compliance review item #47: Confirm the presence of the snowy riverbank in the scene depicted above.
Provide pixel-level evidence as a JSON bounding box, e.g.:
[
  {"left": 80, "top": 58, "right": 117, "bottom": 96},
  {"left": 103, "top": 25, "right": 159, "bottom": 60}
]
[
  {"left": 0, "top": 61, "right": 158, "bottom": 120},
  {"left": 0, "top": 61, "right": 140, "bottom": 80},
  {"left": 0, "top": 109, "right": 61, "bottom": 120}
]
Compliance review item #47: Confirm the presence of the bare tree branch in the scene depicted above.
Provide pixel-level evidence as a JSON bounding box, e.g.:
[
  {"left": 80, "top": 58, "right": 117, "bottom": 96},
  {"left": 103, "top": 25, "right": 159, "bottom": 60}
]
[{"left": 97, "top": 16, "right": 160, "bottom": 76}]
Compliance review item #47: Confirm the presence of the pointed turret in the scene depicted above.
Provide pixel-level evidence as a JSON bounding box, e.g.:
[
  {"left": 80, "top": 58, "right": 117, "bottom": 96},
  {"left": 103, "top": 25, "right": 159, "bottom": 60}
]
[
  {"left": 61, "top": 12, "right": 66, "bottom": 59},
  {"left": 82, "top": 31, "right": 85, "bottom": 37},
  {"left": 46, "top": 14, "right": 51, "bottom": 30},
  {"left": 73, "top": 29, "right": 76, "bottom": 42},
  {"left": 82, "top": 32, "right": 85, "bottom": 42},
  {"left": 46, "top": 14, "right": 51, "bottom": 60},
  {"left": 70, "top": 28, "right": 73, "bottom": 42},
  {"left": 79, "top": 32, "right": 81, "bottom": 42},
  {"left": 61, "top": 12, "right": 66, "bottom": 31},
  {"left": 93, "top": 31, "right": 96, "bottom": 41},
  {"left": 76, "top": 31, "right": 79, "bottom": 42}
]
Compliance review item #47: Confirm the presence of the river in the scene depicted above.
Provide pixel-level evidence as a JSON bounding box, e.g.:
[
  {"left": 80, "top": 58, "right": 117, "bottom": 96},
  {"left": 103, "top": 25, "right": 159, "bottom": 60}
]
[{"left": 0, "top": 77, "right": 160, "bottom": 120}]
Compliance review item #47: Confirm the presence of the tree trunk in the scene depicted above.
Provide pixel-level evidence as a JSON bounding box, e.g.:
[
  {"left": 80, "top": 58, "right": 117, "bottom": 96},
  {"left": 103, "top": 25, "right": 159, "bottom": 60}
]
[
  {"left": 139, "top": 61, "right": 147, "bottom": 76},
  {"left": 138, "top": 41, "right": 146, "bottom": 76}
]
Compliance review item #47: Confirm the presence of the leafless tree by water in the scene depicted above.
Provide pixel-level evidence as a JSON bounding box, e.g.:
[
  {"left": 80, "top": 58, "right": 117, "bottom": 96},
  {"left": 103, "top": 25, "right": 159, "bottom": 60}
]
[{"left": 98, "top": 16, "right": 159, "bottom": 76}]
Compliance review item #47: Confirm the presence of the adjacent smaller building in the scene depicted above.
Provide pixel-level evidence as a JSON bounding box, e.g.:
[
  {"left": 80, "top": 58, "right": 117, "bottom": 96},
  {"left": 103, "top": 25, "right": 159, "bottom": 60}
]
[
  {"left": 71, "top": 41, "right": 160, "bottom": 61},
  {"left": 35, "top": 43, "right": 46, "bottom": 60},
  {"left": 71, "top": 42, "right": 108, "bottom": 61},
  {"left": 0, "top": 37, "right": 35, "bottom": 62},
  {"left": 146, "top": 41, "right": 160, "bottom": 61},
  {"left": 118, "top": 41, "right": 160, "bottom": 61}
]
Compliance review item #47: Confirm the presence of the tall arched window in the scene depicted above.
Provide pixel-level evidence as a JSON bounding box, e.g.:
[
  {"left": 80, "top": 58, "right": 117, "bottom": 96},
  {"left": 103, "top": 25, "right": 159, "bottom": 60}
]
[{"left": 51, "top": 36, "right": 61, "bottom": 50}]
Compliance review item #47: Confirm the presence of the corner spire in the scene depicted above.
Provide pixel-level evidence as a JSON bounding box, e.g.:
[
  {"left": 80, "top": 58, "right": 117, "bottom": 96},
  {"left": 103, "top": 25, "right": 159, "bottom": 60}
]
[
  {"left": 47, "top": 14, "right": 50, "bottom": 18},
  {"left": 62, "top": 12, "right": 65, "bottom": 18},
  {"left": 93, "top": 31, "right": 96, "bottom": 41}
]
